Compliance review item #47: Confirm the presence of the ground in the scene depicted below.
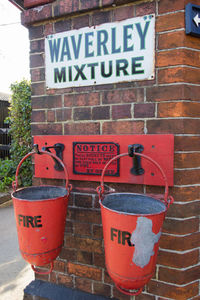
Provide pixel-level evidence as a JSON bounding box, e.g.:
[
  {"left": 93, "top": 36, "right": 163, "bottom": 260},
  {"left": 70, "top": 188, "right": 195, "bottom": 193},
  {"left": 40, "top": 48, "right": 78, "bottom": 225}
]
[{"left": 0, "top": 199, "right": 34, "bottom": 300}]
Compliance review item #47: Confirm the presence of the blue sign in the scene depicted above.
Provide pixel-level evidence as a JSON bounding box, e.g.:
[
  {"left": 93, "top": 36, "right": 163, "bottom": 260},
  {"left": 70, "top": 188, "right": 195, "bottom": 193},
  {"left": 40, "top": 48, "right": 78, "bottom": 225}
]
[{"left": 185, "top": 3, "right": 200, "bottom": 37}]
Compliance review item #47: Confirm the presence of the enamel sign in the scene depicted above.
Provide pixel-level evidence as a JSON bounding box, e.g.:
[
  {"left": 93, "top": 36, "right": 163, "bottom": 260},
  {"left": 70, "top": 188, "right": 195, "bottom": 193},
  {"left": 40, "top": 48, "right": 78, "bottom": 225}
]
[
  {"left": 185, "top": 3, "right": 200, "bottom": 37},
  {"left": 45, "top": 14, "right": 155, "bottom": 89}
]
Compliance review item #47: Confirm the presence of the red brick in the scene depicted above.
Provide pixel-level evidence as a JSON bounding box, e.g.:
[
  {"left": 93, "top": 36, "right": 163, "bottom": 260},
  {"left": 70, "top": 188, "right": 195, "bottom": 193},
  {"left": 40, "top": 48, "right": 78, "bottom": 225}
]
[
  {"left": 102, "top": 120, "right": 144, "bottom": 134},
  {"left": 53, "top": 260, "right": 65, "bottom": 273},
  {"left": 103, "top": 88, "right": 144, "bottom": 104},
  {"left": 77, "top": 250, "right": 93, "bottom": 265},
  {"left": 103, "top": 90, "right": 121, "bottom": 104},
  {"left": 91, "top": 10, "right": 111, "bottom": 26},
  {"left": 175, "top": 136, "right": 200, "bottom": 151},
  {"left": 158, "top": 0, "right": 200, "bottom": 14},
  {"left": 102, "top": 0, "right": 114, "bottom": 6},
  {"left": 158, "top": 67, "right": 200, "bottom": 84},
  {"left": 174, "top": 169, "right": 200, "bottom": 185},
  {"left": 146, "top": 84, "right": 200, "bottom": 102},
  {"left": 65, "top": 235, "right": 103, "bottom": 254},
  {"left": 121, "top": 88, "right": 144, "bottom": 103},
  {"left": 92, "top": 106, "right": 110, "bottom": 120},
  {"left": 135, "top": 1, "right": 156, "bottom": 16},
  {"left": 75, "top": 277, "right": 92, "bottom": 294},
  {"left": 175, "top": 152, "right": 200, "bottom": 168},
  {"left": 22, "top": 4, "right": 52, "bottom": 26},
  {"left": 64, "top": 93, "right": 100, "bottom": 107},
  {"left": 112, "top": 5, "right": 134, "bottom": 21},
  {"left": 92, "top": 223, "right": 103, "bottom": 238},
  {"left": 43, "top": 23, "right": 54, "bottom": 36},
  {"left": 93, "top": 282, "right": 111, "bottom": 298},
  {"left": 136, "top": 293, "right": 155, "bottom": 300},
  {"left": 147, "top": 119, "right": 200, "bottom": 134},
  {"left": 158, "top": 30, "right": 200, "bottom": 51},
  {"left": 31, "top": 123, "right": 62, "bottom": 135},
  {"left": 57, "top": 273, "right": 74, "bottom": 288},
  {"left": 56, "top": 108, "right": 71, "bottom": 121},
  {"left": 157, "top": 49, "right": 200, "bottom": 68},
  {"left": 54, "top": 19, "right": 72, "bottom": 33},
  {"left": 147, "top": 85, "right": 183, "bottom": 102},
  {"left": 172, "top": 186, "right": 200, "bottom": 202},
  {"left": 104, "top": 269, "right": 114, "bottom": 285},
  {"left": 30, "top": 39, "right": 44, "bottom": 54},
  {"left": 163, "top": 217, "right": 199, "bottom": 235},
  {"left": 64, "top": 122, "right": 100, "bottom": 135},
  {"left": 68, "top": 207, "right": 101, "bottom": 224},
  {"left": 147, "top": 280, "right": 199, "bottom": 299},
  {"left": 32, "top": 95, "right": 62, "bottom": 109},
  {"left": 31, "top": 83, "right": 45, "bottom": 96},
  {"left": 59, "top": 247, "right": 77, "bottom": 261},
  {"left": 73, "top": 107, "right": 91, "bottom": 121},
  {"left": 74, "top": 194, "right": 93, "bottom": 208},
  {"left": 157, "top": 249, "right": 199, "bottom": 268},
  {"left": 134, "top": 103, "right": 155, "bottom": 118},
  {"left": 56, "top": 0, "right": 73, "bottom": 15},
  {"left": 80, "top": 0, "right": 100, "bottom": 11},
  {"left": 158, "top": 102, "right": 200, "bottom": 118},
  {"left": 156, "top": 12, "right": 184, "bottom": 32},
  {"left": 67, "top": 262, "right": 102, "bottom": 280},
  {"left": 74, "top": 223, "right": 92, "bottom": 236},
  {"left": 31, "top": 68, "right": 45, "bottom": 82},
  {"left": 29, "top": 25, "right": 43, "bottom": 40},
  {"left": 49, "top": 271, "right": 57, "bottom": 284},
  {"left": 159, "top": 232, "right": 200, "bottom": 251},
  {"left": 72, "top": 15, "right": 89, "bottom": 30},
  {"left": 112, "top": 104, "right": 131, "bottom": 119},
  {"left": 30, "top": 54, "right": 44, "bottom": 68},
  {"left": 93, "top": 252, "right": 105, "bottom": 268},
  {"left": 31, "top": 110, "right": 45, "bottom": 122},
  {"left": 35, "top": 270, "right": 49, "bottom": 281},
  {"left": 159, "top": 265, "right": 200, "bottom": 285}
]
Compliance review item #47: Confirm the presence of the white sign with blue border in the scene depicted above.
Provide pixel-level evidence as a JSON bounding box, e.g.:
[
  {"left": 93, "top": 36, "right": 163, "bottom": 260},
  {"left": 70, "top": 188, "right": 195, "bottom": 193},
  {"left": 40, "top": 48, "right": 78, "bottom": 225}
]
[
  {"left": 185, "top": 3, "right": 200, "bottom": 37},
  {"left": 45, "top": 15, "right": 155, "bottom": 89}
]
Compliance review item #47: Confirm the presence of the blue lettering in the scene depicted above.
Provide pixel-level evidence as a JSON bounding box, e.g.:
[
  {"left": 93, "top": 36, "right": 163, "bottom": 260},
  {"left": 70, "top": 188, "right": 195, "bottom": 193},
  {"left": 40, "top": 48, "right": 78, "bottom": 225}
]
[
  {"left": 60, "top": 37, "right": 72, "bottom": 61},
  {"left": 135, "top": 21, "right": 150, "bottom": 50},
  {"left": 48, "top": 38, "right": 61, "bottom": 63},
  {"left": 85, "top": 32, "right": 94, "bottom": 58}
]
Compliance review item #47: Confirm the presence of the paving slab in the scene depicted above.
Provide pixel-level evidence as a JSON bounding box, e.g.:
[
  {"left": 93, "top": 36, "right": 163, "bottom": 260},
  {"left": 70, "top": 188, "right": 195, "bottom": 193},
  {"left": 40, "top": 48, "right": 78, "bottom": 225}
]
[{"left": 0, "top": 203, "right": 34, "bottom": 300}]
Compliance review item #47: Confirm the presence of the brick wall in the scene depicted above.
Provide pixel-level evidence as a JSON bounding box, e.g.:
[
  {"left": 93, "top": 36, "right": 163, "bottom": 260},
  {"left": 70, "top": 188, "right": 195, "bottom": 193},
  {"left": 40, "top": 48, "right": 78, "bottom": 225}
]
[{"left": 22, "top": 0, "right": 200, "bottom": 299}]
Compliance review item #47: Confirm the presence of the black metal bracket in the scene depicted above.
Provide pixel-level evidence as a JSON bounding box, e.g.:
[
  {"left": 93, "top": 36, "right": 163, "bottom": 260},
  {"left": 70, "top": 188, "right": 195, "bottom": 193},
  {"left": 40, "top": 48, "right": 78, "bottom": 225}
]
[
  {"left": 41, "top": 143, "right": 65, "bottom": 171},
  {"left": 128, "top": 144, "right": 145, "bottom": 176}
]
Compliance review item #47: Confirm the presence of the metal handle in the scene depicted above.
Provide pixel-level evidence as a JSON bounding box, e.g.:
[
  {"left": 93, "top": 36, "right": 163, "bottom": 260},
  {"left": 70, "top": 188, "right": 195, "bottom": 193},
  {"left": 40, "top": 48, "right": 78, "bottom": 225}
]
[
  {"left": 97, "top": 152, "right": 174, "bottom": 208},
  {"left": 115, "top": 284, "right": 143, "bottom": 296},
  {"left": 31, "top": 261, "right": 53, "bottom": 275},
  {"left": 12, "top": 149, "right": 71, "bottom": 192}
]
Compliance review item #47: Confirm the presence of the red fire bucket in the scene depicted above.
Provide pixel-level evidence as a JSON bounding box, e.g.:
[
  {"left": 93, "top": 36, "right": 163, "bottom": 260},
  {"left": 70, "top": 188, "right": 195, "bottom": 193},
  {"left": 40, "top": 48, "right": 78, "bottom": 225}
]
[
  {"left": 11, "top": 147, "right": 72, "bottom": 274},
  {"left": 97, "top": 151, "right": 173, "bottom": 296}
]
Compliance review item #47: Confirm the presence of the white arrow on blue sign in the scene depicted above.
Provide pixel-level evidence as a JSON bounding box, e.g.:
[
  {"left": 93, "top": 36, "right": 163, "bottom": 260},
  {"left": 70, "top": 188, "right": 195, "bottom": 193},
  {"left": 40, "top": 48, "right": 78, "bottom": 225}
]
[{"left": 193, "top": 13, "right": 200, "bottom": 27}]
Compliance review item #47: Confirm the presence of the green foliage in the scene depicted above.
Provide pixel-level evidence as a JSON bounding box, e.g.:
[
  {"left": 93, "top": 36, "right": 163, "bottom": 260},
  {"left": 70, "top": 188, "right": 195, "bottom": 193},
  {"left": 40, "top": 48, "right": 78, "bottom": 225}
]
[
  {"left": 7, "top": 79, "right": 32, "bottom": 187},
  {"left": 0, "top": 159, "right": 15, "bottom": 192}
]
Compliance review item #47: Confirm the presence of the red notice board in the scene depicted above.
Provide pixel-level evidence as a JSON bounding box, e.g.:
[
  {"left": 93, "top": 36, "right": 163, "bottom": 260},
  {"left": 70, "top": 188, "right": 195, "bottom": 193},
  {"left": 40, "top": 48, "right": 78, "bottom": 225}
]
[{"left": 34, "top": 135, "right": 174, "bottom": 186}]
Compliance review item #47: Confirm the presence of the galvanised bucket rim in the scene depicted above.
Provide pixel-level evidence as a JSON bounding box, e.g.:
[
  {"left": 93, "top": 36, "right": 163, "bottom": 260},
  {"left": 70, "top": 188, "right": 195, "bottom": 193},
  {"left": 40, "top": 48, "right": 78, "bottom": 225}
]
[
  {"left": 12, "top": 185, "right": 69, "bottom": 202},
  {"left": 100, "top": 192, "right": 167, "bottom": 217}
]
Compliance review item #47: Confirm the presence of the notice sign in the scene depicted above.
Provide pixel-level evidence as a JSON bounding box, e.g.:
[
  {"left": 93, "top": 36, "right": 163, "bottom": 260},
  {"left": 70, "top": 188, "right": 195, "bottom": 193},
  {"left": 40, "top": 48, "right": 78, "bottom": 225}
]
[
  {"left": 45, "top": 15, "right": 155, "bottom": 89},
  {"left": 73, "top": 142, "right": 120, "bottom": 176}
]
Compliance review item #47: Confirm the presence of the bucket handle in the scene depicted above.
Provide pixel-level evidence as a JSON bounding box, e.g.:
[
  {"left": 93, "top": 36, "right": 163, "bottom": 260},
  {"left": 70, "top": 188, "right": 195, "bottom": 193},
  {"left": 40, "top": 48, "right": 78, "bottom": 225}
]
[
  {"left": 12, "top": 148, "right": 72, "bottom": 193},
  {"left": 31, "top": 261, "right": 54, "bottom": 275},
  {"left": 97, "top": 152, "right": 174, "bottom": 208},
  {"left": 115, "top": 284, "right": 143, "bottom": 296}
]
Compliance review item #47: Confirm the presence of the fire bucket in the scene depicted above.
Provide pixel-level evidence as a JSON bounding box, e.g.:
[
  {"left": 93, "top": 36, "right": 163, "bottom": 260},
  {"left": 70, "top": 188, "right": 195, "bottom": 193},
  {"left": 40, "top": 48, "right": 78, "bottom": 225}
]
[
  {"left": 11, "top": 147, "right": 72, "bottom": 274},
  {"left": 97, "top": 151, "right": 174, "bottom": 296}
]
